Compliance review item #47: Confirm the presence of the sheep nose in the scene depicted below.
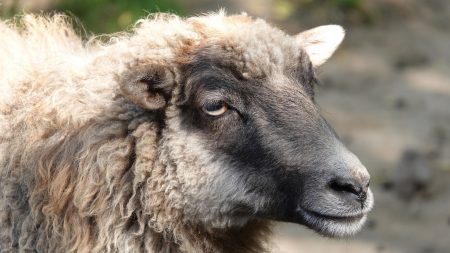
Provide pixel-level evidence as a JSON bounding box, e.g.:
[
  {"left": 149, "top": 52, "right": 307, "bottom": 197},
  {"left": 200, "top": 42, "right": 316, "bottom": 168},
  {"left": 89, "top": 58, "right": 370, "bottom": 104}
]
[
  {"left": 329, "top": 176, "right": 370, "bottom": 202},
  {"left": 329, "top": 145, "right": 371, "bottom": 203}
]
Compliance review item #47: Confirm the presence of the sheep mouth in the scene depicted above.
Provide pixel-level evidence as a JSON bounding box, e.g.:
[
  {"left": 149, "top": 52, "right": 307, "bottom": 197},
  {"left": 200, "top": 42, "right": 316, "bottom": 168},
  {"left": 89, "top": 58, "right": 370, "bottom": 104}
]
[
  {"left": 295, "top": 208, "right": 368, "bottom": 237},
  {"left": 306, "top": 210, "right": 364, "bottom": 222}
]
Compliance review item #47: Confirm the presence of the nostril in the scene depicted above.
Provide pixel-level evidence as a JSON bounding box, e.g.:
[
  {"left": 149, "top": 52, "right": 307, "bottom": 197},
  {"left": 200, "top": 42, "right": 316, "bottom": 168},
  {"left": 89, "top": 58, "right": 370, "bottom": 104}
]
[
  {"left": 329, "top": 177, "right": 370, "bottom": 204},
  {"left": 329, "top": 180, "right": 360, "bottom": 196}
]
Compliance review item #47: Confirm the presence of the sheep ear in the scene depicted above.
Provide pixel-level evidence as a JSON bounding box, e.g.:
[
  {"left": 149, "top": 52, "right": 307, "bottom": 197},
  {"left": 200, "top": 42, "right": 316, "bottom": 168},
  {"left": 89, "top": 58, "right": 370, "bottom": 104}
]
[
  {"left": 296, "top": 25, "right": 345, "bottom": 67},
  {"left": 119, "top": 64, "right": 173, "bottom": 110}
]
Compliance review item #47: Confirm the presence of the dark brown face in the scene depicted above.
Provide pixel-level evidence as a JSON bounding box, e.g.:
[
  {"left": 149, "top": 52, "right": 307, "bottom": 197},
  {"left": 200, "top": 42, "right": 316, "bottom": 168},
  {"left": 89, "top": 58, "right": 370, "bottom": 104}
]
[{"left": 170, "top": 46, "right": 373, "bottom": 237}]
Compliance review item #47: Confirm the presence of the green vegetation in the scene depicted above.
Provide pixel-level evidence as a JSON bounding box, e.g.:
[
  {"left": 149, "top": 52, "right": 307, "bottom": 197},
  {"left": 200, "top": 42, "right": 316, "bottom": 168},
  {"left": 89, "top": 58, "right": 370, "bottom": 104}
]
[
  {"left": 54, "top": 0, "right": 184, "bottom": 33},
  {"left": 333, "top": 0, "right": 361, "bottom": 9},
  {"left": 1, "top": 0, "right": 184, "bottom": 34}
]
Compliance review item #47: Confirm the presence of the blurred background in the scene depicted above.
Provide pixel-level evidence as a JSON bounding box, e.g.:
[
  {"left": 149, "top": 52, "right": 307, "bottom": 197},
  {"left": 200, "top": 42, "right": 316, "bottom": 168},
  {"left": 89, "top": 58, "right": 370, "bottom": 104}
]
[{"left": 1, "top": 0, "right": 449, "bottom": 252}]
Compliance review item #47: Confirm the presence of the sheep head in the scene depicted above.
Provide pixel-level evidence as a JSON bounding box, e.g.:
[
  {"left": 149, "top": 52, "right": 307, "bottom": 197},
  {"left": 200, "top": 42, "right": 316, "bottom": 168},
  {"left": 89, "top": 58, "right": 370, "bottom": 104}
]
[{"left": 118, "top": 13, "right": 373, "bottom": 238}]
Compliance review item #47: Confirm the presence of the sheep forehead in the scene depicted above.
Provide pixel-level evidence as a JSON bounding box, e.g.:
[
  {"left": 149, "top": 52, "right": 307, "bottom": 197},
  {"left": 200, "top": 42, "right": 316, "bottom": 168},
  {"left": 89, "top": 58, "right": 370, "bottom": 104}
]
[{"left": 187, "top": 14, "right": 304, "bottom": 78}]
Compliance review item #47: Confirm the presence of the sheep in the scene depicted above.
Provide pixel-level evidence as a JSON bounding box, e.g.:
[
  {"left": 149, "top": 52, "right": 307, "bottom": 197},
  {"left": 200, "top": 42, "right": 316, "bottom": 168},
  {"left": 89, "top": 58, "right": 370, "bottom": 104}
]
[{"left": 0, "top": 12, "right": 374, "bottom": 253}]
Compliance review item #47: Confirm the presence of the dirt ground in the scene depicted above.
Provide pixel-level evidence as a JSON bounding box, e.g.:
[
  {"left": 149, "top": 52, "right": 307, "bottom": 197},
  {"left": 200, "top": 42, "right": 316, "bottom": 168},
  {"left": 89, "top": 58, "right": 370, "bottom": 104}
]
[{"left": 184, "top": 1, "right": 450, "bottom": 252}]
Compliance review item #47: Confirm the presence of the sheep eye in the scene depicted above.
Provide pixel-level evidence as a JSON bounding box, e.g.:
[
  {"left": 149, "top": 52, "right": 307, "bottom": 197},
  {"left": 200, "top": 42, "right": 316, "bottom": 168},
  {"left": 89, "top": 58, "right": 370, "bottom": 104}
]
[{"left": 202, "top": 101, "right": 228, "bottom": 116}]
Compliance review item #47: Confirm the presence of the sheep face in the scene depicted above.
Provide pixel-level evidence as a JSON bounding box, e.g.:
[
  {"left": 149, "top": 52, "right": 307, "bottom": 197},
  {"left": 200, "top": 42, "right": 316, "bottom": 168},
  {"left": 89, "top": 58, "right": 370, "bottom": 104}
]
[{"left": 120, "top": 16, "right": 373, "bottom": 238}]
